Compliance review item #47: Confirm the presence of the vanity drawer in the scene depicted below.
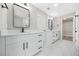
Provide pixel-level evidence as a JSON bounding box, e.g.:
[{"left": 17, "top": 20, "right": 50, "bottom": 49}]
[{"left": 30, "top": 40, "right": 43, "bottom": 48}]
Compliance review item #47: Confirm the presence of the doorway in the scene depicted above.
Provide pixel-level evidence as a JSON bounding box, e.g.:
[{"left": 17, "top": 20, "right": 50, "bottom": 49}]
[{"left": 62, "top": 17, "right": 73, "bottom": 41}]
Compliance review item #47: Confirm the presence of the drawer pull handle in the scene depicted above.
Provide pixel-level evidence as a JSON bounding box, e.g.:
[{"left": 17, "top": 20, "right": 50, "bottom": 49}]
[
  {"left": 23, "top": 42, "right": 25, "bottom": 50},
  {"left": 38, "top": 34, "right": 42, "bottom": 36},
  {"left": 38, "top": 47, "right": 42, "bottom": 49},
  {"left": 26, "top": 42, "right": 28, "bottom": 49},
  {"left": 38, "top": 40, "right": 42, "bottom": 42}
]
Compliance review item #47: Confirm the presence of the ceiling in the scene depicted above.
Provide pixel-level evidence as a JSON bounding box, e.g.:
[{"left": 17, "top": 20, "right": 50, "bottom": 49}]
[{"left": 31, "top": 3, "right": 77, "bottom": 17}]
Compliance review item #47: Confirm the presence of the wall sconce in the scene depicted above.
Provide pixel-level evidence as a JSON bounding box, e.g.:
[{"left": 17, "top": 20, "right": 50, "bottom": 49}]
[{"left": 1, "top": 3, "right": 8, "bottom": 9}]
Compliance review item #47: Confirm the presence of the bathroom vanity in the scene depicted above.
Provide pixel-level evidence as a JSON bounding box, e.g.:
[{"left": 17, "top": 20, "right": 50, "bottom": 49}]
[
  {"left": 0, "top": 3, "right": 46, "bottom": 56},
  {"left": 0, "top": 30, "right": 45, "bottom": 56}
]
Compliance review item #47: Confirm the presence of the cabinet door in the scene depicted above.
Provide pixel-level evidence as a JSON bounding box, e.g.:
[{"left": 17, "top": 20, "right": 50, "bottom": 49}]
[
  {"left": 6, "top": 43, "right": 25, "bottom": 56},
  {"left": 26, "top": 34, "right": 42, "bottom": 56},
  {"left": 27, "top": 40, "right": 41, "bottom": 56},
  {"left": 26, "top": 37, "right": 38, "bottom": 56},
  {"left": 6, "top": 36, "right": 25, "bottom": 56},
  {"left": 46, "top": 31, "right": 53, "bottom": 46},
  {"left": 19, "top": 36, "right": 27, "bottom": 56}
]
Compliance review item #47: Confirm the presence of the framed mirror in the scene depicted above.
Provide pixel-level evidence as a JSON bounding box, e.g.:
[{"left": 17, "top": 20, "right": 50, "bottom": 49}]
[
  {"left": 13, "top": 3, "right": 30, "bottom": 28},
  {"left": 48, "top": 19, "right": 53, "bottom": 31}
]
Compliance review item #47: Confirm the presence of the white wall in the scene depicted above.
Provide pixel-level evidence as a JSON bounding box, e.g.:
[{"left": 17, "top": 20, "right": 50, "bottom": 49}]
[{"left": 29, "top": 4, "right": 48, "bottom": 30}]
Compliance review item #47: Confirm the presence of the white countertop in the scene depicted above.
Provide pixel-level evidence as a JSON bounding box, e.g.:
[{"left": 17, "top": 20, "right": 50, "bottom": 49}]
[
  {"left": 0, "top": 30, "right": 44, "bottom": 36},
  {"left": 0, "top": 29, "right": 60, "bottom": 36}
]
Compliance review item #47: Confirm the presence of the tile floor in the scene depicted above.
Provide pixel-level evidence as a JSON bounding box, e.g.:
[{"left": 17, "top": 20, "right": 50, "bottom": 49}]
[{"left": 36, "top": 40, "right": 77, "bottom": 56}]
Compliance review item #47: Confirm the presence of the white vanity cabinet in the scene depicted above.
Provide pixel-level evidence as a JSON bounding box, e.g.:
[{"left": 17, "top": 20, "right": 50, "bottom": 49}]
[
  {"left": 5, "top": 32, "right": 44, "bottom": 56},
  {"left": 46, "top": 30, "right": 60, "bottom": 46},
  {"left": 46, "top": 31, "right": 53, "bottom": 46}
]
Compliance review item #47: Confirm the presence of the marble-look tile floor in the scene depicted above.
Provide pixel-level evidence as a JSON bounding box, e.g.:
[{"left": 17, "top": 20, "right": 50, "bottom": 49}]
[{"left": 36, "top": 40, "right": 77, "bottom": 56}]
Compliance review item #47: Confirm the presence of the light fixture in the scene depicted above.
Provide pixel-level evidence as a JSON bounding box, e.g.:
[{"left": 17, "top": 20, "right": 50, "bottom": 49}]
[{"left": 54, "top": 3, "right": 58, "bottom": 7}]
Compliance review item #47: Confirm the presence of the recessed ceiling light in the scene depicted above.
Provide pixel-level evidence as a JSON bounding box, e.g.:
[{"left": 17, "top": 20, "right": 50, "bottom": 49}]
[{"left": 54, "top": 3, "right": 58, "bottom": 7}]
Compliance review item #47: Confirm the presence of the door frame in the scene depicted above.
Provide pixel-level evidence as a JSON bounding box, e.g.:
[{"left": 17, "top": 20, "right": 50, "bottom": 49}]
[{"left": 61, "top": 12, "right": 76, "bottom": 43}]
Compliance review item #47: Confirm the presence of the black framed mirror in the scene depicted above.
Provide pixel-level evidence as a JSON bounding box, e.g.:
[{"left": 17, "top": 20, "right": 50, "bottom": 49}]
[
  {"left": 48, "top": 19, "right": 53, "bottom": 31},
  {"left": 13, "top": 3, "right": 30, "bottom": 28}
]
